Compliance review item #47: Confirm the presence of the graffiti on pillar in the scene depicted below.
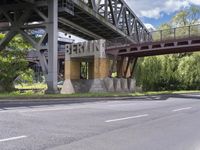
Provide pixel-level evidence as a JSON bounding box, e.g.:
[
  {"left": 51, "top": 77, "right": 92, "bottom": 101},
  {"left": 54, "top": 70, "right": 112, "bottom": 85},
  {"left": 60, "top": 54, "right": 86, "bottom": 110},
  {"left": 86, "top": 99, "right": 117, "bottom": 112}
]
[{"left": 65, "top": 39, "right": 106, "bottom": 58}]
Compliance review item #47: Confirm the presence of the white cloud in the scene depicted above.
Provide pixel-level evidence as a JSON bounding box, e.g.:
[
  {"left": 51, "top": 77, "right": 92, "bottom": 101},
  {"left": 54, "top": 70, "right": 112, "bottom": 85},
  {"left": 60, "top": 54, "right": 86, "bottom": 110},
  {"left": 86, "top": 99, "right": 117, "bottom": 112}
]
[
  {"left": 164, "top": 0, "right": 189, "bottom": 13},
  {"left": 125, "top": 0, "right": 199, "bottom": 19},
  {"left": 141, "top": 8, "right": 161, "bottom": 19},
  {"left": 188, "top": 0, "right": 200, "bottom": 5},
  {"left": 144, "top": 23, "right": 156, "bottom": 30}
]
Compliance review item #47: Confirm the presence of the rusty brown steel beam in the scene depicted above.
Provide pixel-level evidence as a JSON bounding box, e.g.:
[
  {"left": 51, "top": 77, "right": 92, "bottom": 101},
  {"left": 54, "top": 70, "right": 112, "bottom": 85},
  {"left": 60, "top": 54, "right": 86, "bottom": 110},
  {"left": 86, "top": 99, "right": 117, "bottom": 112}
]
[{"left": 106, "top": 38, "right": 200, "bottom": 57}]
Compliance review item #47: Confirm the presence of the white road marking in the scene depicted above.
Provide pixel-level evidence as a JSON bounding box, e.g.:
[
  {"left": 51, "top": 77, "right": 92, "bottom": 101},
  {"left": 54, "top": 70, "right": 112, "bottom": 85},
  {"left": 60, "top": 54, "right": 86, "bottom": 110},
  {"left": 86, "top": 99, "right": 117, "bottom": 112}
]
[
  {"left": 105, "top": 114, "right": 149, "bottom": 123},
  {"left": 0, "top": 135, "right": 27, "bottom": 142},
  {"left": 172, "top": 107, "right": 192, "bottom": 112}
]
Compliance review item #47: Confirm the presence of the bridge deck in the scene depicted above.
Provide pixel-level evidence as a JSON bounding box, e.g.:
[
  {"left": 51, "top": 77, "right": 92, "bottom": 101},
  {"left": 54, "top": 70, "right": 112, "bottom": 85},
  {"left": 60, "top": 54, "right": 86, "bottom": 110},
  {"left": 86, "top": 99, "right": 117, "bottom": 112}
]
[{"left": 106, "top": 24, "right": 200, "bottom": 57}]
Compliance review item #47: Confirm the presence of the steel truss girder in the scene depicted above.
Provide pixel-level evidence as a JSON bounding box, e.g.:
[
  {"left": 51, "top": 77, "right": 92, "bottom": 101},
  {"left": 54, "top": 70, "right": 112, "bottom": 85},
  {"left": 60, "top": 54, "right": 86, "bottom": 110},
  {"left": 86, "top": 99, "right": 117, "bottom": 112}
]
[
  {"left": 0, "top": 2, "right": 49, "bottom": 74},
  {"left": 79, "top": 0, "right": 151, "bottom": 43},
  {"left": 0, "top": 0, "right": 59, "bottom": 93},
  {"left": 109, "top": 55, "right": 138, "bottom": 78}
]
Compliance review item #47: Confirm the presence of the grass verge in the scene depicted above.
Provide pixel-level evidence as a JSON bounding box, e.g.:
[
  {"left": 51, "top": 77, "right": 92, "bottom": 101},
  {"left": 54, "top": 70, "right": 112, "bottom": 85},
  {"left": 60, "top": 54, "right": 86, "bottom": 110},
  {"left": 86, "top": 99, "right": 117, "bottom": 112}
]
[{"left": 0, "top": 90, "right": 200, "bottom": 100}]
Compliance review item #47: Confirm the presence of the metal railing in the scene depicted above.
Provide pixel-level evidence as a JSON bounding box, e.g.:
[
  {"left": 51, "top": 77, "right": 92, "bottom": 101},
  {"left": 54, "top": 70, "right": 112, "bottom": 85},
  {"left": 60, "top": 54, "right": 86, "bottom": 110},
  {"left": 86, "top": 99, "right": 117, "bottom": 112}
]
[
  {"left": 106, "top": 24, "right": 200, "bottom": 48},
  {"left": 106, "top": 37, "right": 133, "bottom": 48},
  {"left": 151, "top": 24, "right": 200, "bottom": 42}
]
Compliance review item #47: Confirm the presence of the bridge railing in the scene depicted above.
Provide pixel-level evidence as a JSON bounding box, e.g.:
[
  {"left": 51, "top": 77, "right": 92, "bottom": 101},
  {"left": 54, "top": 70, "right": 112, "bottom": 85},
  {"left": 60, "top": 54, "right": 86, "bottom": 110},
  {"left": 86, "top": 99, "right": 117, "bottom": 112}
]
[
  {"left": 151, "top": 24, "right": 200, "bottom": 42},
  {"left": 106, "top": 24, "right": 200, "bottom": 48},
  {"left": 106, "top": 37, "right": 133, "bottom": 48}
]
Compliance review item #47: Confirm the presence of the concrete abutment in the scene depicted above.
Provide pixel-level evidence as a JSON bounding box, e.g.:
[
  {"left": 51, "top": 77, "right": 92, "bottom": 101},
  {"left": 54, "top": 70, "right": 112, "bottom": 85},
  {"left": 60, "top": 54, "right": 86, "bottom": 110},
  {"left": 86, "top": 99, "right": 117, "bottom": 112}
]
[{"left": 61, "top": 39, "right": 136, "bottom": 94}]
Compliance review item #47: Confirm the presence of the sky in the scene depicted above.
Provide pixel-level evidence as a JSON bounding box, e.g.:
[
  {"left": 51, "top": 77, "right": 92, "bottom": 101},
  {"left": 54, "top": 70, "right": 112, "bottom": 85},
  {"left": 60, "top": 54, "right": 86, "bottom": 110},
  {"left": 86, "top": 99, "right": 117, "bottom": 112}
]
[
  {"left": 71, "top": 0, "right": 200, "bottom": 42},
  {"left": 125, "top": 0, "right": 200, "bottom": 29}
]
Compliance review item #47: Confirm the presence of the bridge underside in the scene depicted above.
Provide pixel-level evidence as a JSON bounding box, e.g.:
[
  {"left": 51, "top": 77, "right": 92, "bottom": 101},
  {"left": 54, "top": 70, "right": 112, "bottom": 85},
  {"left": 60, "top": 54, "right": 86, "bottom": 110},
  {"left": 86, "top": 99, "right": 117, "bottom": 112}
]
[
  {"left": 58, "top": 7, "right": 123, "bottom": 40},
  {"left": 58, "top": 0, "right": 150, "bottom": 43}
]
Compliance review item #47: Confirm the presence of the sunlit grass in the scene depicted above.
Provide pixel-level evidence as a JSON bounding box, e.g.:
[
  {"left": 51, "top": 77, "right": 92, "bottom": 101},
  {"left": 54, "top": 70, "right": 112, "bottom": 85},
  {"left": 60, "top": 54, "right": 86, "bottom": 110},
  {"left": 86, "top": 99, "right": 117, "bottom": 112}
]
[
  {"left": 15, "top": 83, "right": 47, "bottom": 90},
  {"left": 0, "top": 89, "right": 200, "bottom": 100}
]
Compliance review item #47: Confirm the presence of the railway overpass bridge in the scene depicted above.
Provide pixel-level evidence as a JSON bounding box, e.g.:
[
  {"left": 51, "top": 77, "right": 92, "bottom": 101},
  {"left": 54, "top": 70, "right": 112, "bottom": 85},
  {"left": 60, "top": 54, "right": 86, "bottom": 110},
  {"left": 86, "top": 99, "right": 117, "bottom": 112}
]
[
  {"left": 0, "top": 0, "right": 199, "bottom": 93},
  {"left": 27, "top": 24, "right": 200, "bottom": 81},
  {"left": 0, "top": 0, "right": 149, "bottom": 93},
  {"left": 106, "top": 24, "right": 200, "bottom": 78}
]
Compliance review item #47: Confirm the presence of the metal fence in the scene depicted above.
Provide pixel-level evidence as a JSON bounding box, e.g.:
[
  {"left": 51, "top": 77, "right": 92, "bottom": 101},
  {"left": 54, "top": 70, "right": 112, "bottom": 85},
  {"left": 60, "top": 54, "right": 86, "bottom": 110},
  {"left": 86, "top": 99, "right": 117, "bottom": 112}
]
[
  {"left": 151, "top": 24, "right": 200, "bottom": 42},
  {"left": 106, "top": 24, "right": 200, "bottom": 48},
  {"left": 106, "top": 37, "right": 133, "bottom": 48}
]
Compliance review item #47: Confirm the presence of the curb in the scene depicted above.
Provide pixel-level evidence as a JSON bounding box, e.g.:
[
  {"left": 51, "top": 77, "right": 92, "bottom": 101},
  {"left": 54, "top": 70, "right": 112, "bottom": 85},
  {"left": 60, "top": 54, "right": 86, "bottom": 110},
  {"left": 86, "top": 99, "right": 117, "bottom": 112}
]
[
  {"left": 0, "top": 93, "right": 199, "bottom": 108},
  {"left": 0, "top": 96, "right": 140, "bottom": 107}
]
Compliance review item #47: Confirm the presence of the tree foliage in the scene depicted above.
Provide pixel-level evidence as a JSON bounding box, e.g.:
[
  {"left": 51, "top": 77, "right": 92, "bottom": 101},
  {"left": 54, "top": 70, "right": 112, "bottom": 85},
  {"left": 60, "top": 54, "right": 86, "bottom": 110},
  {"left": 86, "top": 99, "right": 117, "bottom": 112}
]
[
  {"left": 171, "top": 5, "right": 200, "bottom": 26},
  {"left": 135, "top": 5, "right": 200, "bottom": 91},
  {"left": 0, "top": 34, "right": 32, "bottom": 92}
]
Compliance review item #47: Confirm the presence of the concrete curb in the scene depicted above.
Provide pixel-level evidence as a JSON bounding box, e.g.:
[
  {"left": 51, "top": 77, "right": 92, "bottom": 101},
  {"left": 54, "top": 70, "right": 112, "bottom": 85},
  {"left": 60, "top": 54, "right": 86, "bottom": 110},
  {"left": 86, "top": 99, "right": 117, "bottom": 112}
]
[
  {"left": 0, "top": 93, "right": 199, "bottom": 108},
  {"left": 0, "top": 96, "right": 143, "bottom": 108}
]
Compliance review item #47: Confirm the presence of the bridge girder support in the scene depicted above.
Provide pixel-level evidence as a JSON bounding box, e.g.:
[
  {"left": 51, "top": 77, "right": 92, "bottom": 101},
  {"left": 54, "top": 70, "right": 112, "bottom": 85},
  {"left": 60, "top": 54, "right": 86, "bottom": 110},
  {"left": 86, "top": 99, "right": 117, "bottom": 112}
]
[
  {"left": 0, "top": 0, "right": 59, "bottom": 93},
  {"left": 109, "top": 56, "right": 137, "bottom": 78}
]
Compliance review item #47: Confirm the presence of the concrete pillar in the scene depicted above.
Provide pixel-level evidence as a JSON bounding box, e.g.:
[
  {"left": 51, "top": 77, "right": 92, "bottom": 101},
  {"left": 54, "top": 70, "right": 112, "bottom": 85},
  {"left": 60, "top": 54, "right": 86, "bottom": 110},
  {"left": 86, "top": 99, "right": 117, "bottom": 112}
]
[
  {"left": 46, "top": 0, "right": 59, "bottom": 94},
  {"left": 124, "top": 57, "right": 131, "bottom": 78},
  {"left": 117, "top": 57, "right": 131, "bottom": 78},
  {"left": 88, "top": 61, "right": 94, "bottom": 79},
  {"left": 117, "top": 57, "right": 124, "bottom": 78},
  {"left": 64, "top": 59, "right": 80, "bottom": 80},
  {"left": 93, "top": 57, "right": 109, "bottom": 79}
]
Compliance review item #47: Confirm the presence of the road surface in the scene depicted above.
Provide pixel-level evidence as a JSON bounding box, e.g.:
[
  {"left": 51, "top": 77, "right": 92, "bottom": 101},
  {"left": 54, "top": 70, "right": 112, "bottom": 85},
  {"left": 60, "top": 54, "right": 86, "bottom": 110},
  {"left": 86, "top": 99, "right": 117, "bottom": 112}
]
[{"left": 0, "top": 94, "right": 200, "bottom": 150}]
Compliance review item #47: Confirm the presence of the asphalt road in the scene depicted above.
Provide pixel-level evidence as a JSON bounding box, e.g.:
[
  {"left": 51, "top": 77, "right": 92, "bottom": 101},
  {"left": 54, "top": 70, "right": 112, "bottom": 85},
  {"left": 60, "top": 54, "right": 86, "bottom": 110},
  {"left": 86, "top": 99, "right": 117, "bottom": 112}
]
[{"left": 1, "top": 94, "right": 200, "bottom": 150}]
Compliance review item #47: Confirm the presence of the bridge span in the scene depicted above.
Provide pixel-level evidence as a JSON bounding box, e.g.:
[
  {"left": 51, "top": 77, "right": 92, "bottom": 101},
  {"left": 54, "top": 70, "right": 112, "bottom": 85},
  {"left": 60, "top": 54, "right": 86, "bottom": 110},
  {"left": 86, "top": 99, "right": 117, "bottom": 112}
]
[
  {"left": 106, "top": 24, "right": 200, "bottom": 57},
  {"left": 106, "top": 24, "right": 200, "bottom": 78},
  {"left": 0, "top": 0, "right": 200, "bottom": 93},
  {"left": 0, "top": 0, "right": 149, "bottom": 93}
]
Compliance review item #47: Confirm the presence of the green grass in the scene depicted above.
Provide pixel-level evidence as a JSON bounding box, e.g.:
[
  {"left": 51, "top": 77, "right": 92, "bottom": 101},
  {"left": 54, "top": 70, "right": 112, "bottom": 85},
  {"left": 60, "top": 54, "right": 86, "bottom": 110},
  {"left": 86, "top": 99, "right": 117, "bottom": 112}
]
[
  {"left": 15, "top": 83, "right": 47, "bottom": 90},
  {"left": 0, "top": 90, "right": 200, "bottom": 100}
]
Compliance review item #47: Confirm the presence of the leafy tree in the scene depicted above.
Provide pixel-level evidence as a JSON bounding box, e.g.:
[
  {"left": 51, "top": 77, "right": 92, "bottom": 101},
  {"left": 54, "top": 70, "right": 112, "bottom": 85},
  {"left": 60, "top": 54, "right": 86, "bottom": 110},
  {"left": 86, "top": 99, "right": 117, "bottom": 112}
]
[
  {"left": 171, "top": 10, "right": 188, "bottom": 26},
  {"left": 177, "top": 53, "right": 200, "bottom": 90},
  {"left": 0, "top": 34, "right": 32, "bottom": 92},
  {"left": 171, "top": 5, "right": 200, "bottom": 27},
  {"left": 135, "top": 5, "right": 200, "bottom": 91},
  {"left": 135, "top": 56, "right": 162, "bottom": 91}
]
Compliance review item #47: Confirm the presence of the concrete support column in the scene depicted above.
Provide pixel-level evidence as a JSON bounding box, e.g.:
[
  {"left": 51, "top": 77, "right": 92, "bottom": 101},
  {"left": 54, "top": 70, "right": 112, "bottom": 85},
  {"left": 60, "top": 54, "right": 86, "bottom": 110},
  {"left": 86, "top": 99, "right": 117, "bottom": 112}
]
[
  {"left": 64, "top": 58, "right": 80, "bottom": 80},
  {"left": 124, "top": 57, "right": 131, "bottom": 78},
  {"left": 93, "top": 57, "right": 109, "bottom": 79},
  {"left": 117, "top": 57, "right": 132, "bottom": 78},
  {"left": 88, "top": 61, "right": 94, "bottom": 79},
  {"left": 46, "top": 0, "right": 59, "bottom": 94},
  {"left": 117, "top": 57, "right": 124, "bottom": 78}
]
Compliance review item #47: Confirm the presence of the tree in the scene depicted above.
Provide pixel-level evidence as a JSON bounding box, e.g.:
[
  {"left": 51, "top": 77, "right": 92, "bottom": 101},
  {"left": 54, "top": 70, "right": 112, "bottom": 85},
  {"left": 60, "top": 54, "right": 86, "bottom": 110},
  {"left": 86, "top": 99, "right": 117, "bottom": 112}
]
[
  {"left": 0, "top": 34, "right": 32, "bottom": 92},
  {"left": 177, "top": 54, "right": 200, "bottom": 90},
  {"left": 171, "top": 5, "right": 200, "bottom": 27},
  {"left": 135, "top": 5, "right": 200, "bottom": 91},
  {"left": 135, "top": 56, "right": 162, "bottom": 91}
]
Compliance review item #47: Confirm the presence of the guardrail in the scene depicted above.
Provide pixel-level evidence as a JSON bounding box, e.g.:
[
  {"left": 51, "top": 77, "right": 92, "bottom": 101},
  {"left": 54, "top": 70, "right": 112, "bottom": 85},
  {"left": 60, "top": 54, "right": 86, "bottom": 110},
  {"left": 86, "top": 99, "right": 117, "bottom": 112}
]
[
  {"left": 151, "top": 24, "right": 200, "bottom": 42},
  {"left": 106, "top": 24, "right": 200, "bottom": 48}
]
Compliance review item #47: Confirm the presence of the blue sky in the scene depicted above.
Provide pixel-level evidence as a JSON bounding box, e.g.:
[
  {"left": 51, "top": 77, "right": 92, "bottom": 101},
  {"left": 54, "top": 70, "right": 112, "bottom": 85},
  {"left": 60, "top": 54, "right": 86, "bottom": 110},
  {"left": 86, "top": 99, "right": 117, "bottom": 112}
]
[
  {"left": 125, "top": 0, "right": 200, "bottom": 30},
  {"left": 141, "top": 13, "right": 174, "bottom": 28}
]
